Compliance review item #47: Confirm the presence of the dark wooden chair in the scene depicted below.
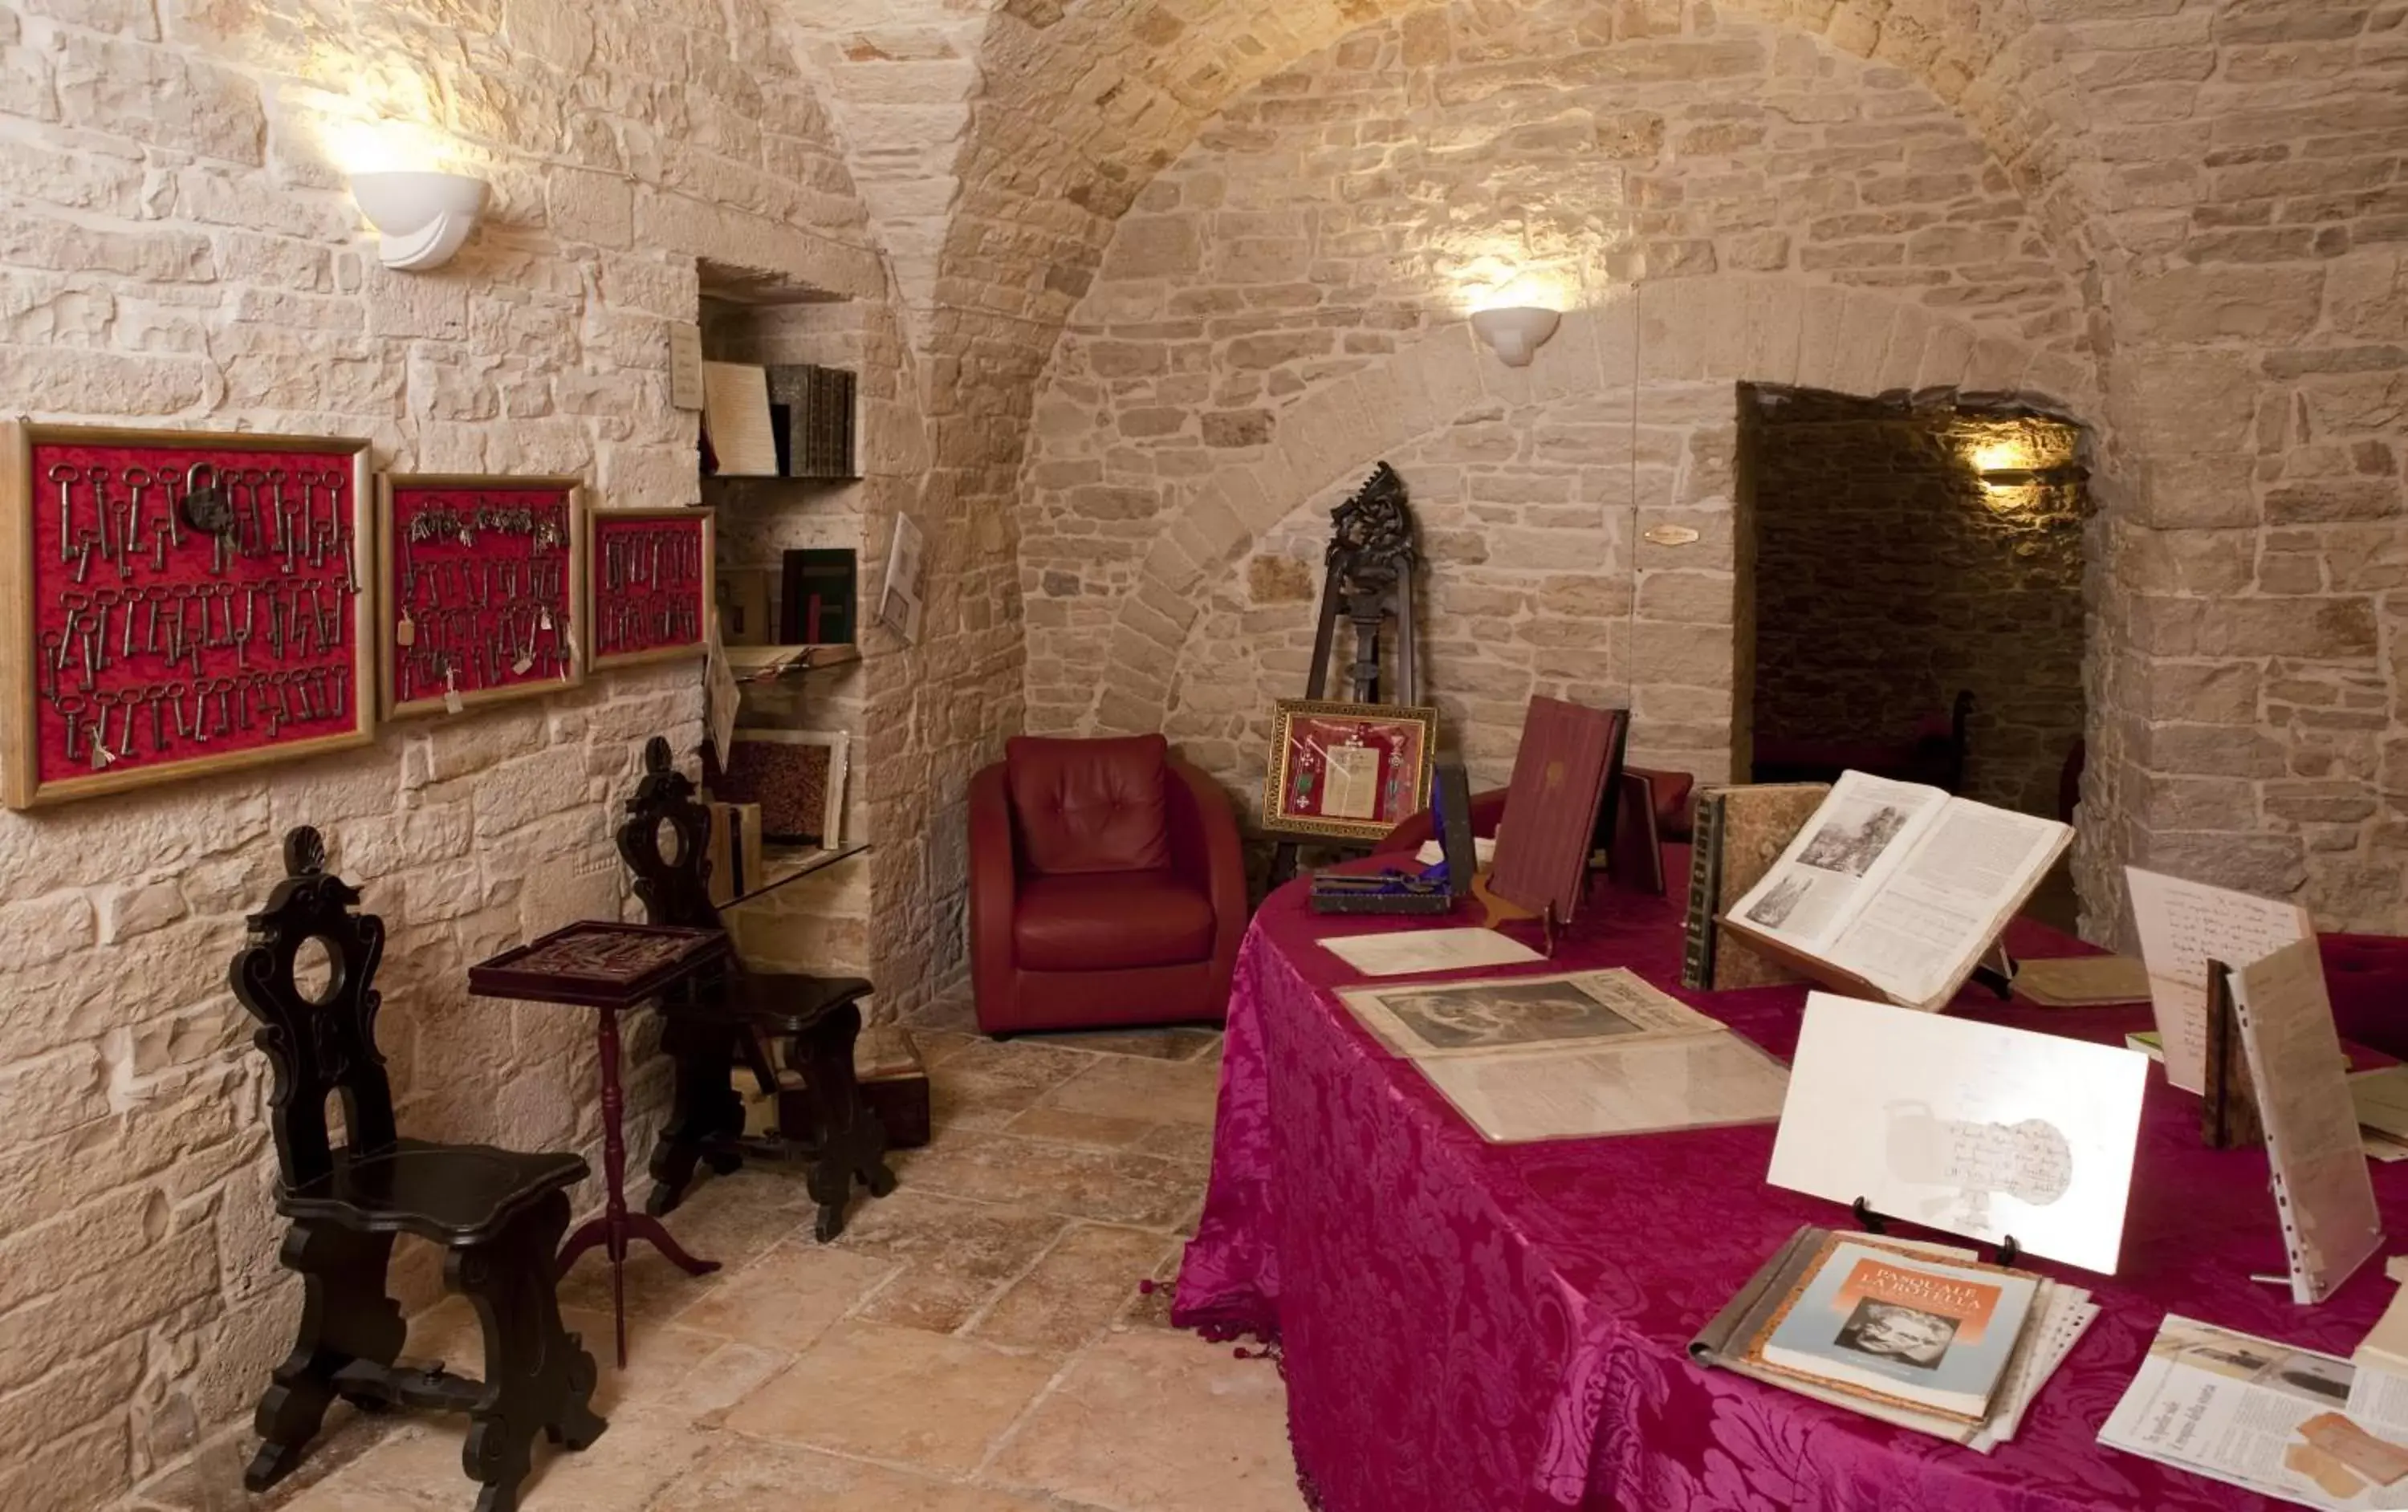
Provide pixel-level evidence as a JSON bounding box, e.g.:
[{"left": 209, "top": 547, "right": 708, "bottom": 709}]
[
  {"left": 618, "top": 736, "right": 894, "bottom": 1241},
  {"left": 233, "top": 827, "right": 603, "bottom": 1512}
]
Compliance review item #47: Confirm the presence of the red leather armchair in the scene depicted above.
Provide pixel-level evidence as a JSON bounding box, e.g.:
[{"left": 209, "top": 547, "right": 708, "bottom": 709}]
[{"left": 970, "top": 734, "right": 1247, "bottom": 1035}]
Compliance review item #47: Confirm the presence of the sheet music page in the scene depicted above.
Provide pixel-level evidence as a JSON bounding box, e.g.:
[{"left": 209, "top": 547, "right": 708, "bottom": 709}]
[
  {"left": 2231, "top": 938, "right": 2385, "bottom": 1305},
  {"left": 1827, "top": 799, "right": 2068, "bottom": 1007},
  {"left": 2126, "top": 867, "right": 2312, "bottom": 1095},
  {"left": 1767, "top": 992, "right": 2150, "bottom": 1273},
  {"left": 1727, "top": 772, "right": 1950, "bottom": 954}
]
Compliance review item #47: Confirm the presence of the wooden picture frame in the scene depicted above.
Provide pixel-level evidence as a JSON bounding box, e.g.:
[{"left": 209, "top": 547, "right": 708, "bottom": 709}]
[
  {"left": 377, "top": 474, "right": 588, "bottom": 720},
  {"left": 1262, "top": 697, "right": 1438, "bottom": 842},
  {"left": 587, "top": 506, "right": 714, "bottom": 670},
  {"left": 2, "top": 420, "right": 377, "bottom": 810}
]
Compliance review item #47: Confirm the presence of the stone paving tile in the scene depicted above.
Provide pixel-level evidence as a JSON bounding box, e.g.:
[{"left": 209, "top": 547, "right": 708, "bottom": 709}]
[
  {"left": 970, "top": 1222, "right": 1178, "bottom": 1355},
  {"left": 721, "top": 1322, "right": 1058, "bottom": 1475}
]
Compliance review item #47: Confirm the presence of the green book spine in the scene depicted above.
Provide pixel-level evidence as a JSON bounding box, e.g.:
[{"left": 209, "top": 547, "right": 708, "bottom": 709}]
[{"left": 1681, "top": 792, "right": 1724, "bottom": 990}]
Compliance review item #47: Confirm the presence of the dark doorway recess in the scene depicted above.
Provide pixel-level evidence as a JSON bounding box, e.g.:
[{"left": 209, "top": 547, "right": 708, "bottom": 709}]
[{"left": 1736, "top": 384, "right": 2089, "bottom": 823}]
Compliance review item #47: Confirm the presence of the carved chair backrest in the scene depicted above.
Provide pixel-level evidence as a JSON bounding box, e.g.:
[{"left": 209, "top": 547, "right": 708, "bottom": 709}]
[
  {"left": 617, "top": 735, "right": 722, "bottom": 933},
  {"left": 230, "top": 827, "right": 398, "bottom": 1190}
]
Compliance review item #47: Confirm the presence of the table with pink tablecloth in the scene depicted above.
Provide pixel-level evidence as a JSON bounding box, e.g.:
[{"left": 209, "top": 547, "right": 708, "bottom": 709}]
[{"left": 1173, "top": 867, "right": 2408, "bottom": 1512}]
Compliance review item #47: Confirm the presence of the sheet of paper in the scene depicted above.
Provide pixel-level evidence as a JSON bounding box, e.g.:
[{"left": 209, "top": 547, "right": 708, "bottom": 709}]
[
  {"left": 2353, "top": 1068, "right": 2408, "bottom": 1141},
  {"left": 2352, "top": 1282, "right": 2408, "bottom": 1378},
  {"left": 703, "top": 619, "right": 739, "bottom": 762},
  {"left": 1418, "top": 1032, "right": 1788, "bottom": 1143},
  {"left": 1339, "top": 967, "right": 1723, "bottom": 1060},
  {"left": 2232, "top": 939, "right": 2385, "bottom": 1305},
  {"left": 1321, "top": 743, "right": 1380, "bottom": 819},
  {"left": 701, "top": 360, "right": 780, "bottom": 475},
  {"left": 879, "top": 514, "right": 925, "bottom": 643},
  {"left": 1415, "top": 835, "right": 1497, "bottom": 868},
  {"left": 2127, "top": 866, "right": 2312, "bottom": 1095},
  {"left": 2102, "top": 1315, "right": 2408, "bottom": 1510},
  {"left": 1767, "top": 992, "right": 2150, "bottom": 1274},
  {"left": 1317, "top": 927, "right": 1540, "bottom": 979},
  {"left": 1727, "top": 771, "right": 1951, "bottom": 955}
]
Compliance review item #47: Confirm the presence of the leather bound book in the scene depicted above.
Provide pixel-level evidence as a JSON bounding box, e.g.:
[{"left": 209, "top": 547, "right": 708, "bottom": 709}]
[
  {"left": 1703, "top": 782, "right": 1831, "bottom": 990},
  {"left": 1487, "top": 697, "right": 1626, "bottom": 925},
  {"left": 1682, "top": 791, "right": 1726, "bottom": 989}
]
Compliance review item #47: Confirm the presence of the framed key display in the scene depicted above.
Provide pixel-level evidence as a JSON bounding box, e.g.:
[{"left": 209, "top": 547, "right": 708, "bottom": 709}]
[
  {"left": 378, "top": 474, "right": 586, "bottom": 719},
  {"left": 588, "top": 507, "right": 713, "bottom": 670},
  {"left": 0, "top": 421, "right": 376, "bottom": 810}
]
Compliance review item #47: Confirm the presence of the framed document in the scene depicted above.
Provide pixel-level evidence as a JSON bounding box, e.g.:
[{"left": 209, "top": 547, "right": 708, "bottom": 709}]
[{"left": 1261, "top": 698, "right": 1437, "bottom": 842}]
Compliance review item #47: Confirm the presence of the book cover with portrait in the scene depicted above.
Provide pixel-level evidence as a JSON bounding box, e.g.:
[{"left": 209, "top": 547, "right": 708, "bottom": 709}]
[{"left": 1743, "top": 1235, "right": 2040, "bottom": 1421}]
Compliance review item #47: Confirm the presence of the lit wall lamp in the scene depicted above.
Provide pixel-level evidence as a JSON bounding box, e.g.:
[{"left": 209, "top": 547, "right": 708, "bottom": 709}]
[
  {"left": 349, "top": 170, "right": 488, "bottom": 271},
  {"left": 1470, "top": 306, "right": 1561, "bottom": 368}
]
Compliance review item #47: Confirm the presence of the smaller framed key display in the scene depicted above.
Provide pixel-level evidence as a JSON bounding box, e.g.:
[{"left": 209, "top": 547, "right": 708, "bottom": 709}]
[
  {"left": 1, "top": 421, "right": 376, "bottom": 811},
  {"left": 588, "top": 507, "right": 713, "bottom": 669},
  {"left": 379, "top": 474, "right": 586, "bottom": 719}
]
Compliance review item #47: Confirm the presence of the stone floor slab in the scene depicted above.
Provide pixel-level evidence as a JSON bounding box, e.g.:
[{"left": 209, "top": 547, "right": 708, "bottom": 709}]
[
  {"left": 652, "top": 1440, "right": 1067, "bottom": 1511},
  {"left": 722, "top": 1322, "right": 1059, "bottom": 1475},
  {"left": 986, "top": 1330, "right": 1304, "bottom": 1512}
]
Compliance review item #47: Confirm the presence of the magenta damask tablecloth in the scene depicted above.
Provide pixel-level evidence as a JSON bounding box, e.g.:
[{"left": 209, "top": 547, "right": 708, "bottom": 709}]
[{"left": 1174, "top": 868, "right": 2408, "bottom": 1512}]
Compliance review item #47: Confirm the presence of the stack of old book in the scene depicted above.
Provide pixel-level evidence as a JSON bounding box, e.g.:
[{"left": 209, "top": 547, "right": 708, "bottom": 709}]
[{"left": 1690, "top": 1225, "right": 2097, "bottom": 1451}]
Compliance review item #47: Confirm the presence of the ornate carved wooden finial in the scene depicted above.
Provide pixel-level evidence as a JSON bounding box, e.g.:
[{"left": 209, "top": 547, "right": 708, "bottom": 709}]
[
  {"left": 283, "top": 825, "right": 327, "bottom": 878},
  {"left": 643, "top": 735, "right": 672, "bottom": 776},
  {"left": 1328, "top": 461, "right": 1416, "bottom": 594}
]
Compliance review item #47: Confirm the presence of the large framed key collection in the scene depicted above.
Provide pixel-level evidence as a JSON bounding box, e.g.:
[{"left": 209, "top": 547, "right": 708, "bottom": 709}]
[{"left": 1, "top": 421, "right": 714, "bottom": 810}]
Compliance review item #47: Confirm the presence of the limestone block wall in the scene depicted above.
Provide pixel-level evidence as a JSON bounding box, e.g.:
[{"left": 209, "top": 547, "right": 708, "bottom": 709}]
[
  {"left": 0, "top": 3, "right": 929, "bottom": 1508},
  {"left": 1018, "top": 1, "right": 2093, "bottom": 818},
  {"left": 1746, "top": 393, "right": 2089, "bottom": 819}
]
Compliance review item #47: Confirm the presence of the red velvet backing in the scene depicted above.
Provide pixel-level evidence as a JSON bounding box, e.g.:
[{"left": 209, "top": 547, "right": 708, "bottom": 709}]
[
  {"left": 590, "top": 513, "right": 707, "bottom": 660},
  {"left": 28, "top": 438, "right": 365, "bottom": 786},
  {"left": 385, "top": 482, "right": 577, "bottom": 708}
]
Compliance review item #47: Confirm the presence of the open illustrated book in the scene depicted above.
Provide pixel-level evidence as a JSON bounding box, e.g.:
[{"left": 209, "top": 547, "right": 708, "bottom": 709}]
[
  {"left": 1720, "top": 771, "right": 2072, "bottom": 1012},
  {"left": 1691, "top": 1225, "right": 2096, "bottom": 1452}
]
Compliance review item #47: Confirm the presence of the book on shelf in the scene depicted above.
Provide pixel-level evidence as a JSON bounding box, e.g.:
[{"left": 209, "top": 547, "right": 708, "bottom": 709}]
[
  {"left": 1680, "top": 782, "right": 1829, "bottom": 991},
  {"left": 1718, "top": 771, "right": 2072, "bottom": 1013},
  {"left": 1691, "top": 1225, "right": 2093, "bottom": 1452}
]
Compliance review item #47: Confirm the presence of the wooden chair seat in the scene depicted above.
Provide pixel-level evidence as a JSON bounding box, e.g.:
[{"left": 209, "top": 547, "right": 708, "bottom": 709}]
[{"left": 279, "top": 1139, "right": 588, "bottom": 1247}]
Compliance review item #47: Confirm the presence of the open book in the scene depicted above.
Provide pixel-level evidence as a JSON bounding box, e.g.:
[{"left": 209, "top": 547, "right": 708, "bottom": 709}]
[{"left": 1720, "top": 772, "right": 2072, "bottom": 1012}]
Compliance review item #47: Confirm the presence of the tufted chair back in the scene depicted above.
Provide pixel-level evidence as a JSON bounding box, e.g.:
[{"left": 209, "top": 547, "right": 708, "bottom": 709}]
[{"left": 1003, "top": 734, "right": 1173, "bottom": 876}]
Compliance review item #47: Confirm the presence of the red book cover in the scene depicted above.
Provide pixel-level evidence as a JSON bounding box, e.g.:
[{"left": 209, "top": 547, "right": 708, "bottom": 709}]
[{"left": 1487, "top": 697, "right": 1626, "bottom": 924}]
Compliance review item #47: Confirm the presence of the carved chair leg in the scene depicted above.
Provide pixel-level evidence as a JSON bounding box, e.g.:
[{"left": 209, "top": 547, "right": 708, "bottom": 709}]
[
  {"left": 450, "top": 1191, "right": 604, "bottom": 1512},
  {"left": 646, "top": 1018, "right": 747, "bottom": 1216},
  {"left": 788, "top": 1002, "right": 893, "bottom": 1242},
  {"left": 246, "top": 1221, "right": 408, "bottom": 1492}
]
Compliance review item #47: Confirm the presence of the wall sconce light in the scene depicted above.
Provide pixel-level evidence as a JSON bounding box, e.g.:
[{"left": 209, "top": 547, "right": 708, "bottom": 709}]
[
  {"left": 1470, "top": 306, "right": 1561, "bottom": 368},
  {"left": 348, "top": 170, "right": 487, "bottom": 271}
]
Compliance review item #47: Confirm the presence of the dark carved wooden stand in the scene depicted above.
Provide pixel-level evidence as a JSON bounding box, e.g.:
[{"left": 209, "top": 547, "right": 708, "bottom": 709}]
[
  {"left": 1270, "top": 462, "right": 1423, "bottom": 888},
  {"left": 468, "top": 919, "right": 734, "bottom": 1366},
  {"left": 619, "top": 736, "right": 895, "bottom": 1242},
  {"left": 234, "top": 828, "right": 605, "bottom": 1512}
]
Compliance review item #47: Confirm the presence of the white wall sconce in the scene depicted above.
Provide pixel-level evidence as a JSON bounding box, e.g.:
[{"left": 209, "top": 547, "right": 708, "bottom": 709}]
[
  {"left": 348, "top": 170, "right": 487, "bottom": 271},
  {"left": 1470, "top": 306, "right": 1561, "bottom": 368}
]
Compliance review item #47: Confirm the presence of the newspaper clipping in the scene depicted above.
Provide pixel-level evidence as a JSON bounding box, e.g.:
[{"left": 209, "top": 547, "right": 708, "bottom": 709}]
[{"left": 2102, "top": 1315, "right": 2408, "bottom": 1509}]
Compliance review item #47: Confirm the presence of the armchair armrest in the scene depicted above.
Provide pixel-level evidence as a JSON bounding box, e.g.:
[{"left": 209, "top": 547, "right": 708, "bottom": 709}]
[
  {"left": 1164, "top": 757, "right": 1247, "bottom": 961},
  {"left": 968, "top": 762, "right": 1020, "bottom": 1007}
]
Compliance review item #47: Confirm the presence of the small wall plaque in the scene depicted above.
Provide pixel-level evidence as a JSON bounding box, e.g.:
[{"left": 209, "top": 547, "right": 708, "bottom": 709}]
[
  {"left": 669, "top": 324, "right": 705, "bottom": 413},
  {"left": 1644, "top": 524, "right": 1702, "bottom": 547}
]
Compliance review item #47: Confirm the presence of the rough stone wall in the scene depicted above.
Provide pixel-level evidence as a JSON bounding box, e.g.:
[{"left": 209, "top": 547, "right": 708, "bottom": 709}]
[
  {"left": 0, "top": 3, "right": 922, "bottom": 1508},
  {"left": 1017, "top": 0, "right": 2092, "bottom": 815},
  {"left": 1745, "top": 393, "right": 2088, "bottom": 818}
]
